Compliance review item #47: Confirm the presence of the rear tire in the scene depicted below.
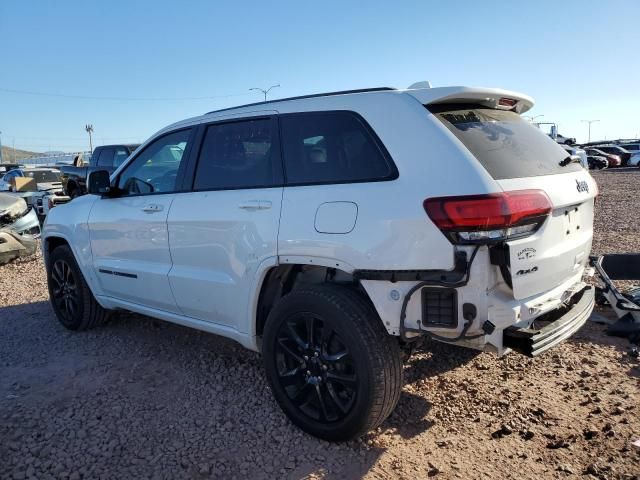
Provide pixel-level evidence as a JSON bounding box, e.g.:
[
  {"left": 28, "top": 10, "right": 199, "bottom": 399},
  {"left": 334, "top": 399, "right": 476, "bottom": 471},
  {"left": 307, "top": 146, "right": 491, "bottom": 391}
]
[
  {"left": 47, "top": 245, "right": 109, "bottom": 330},
  {"left": 262, "top": 285, "right": 403, "bottom": 441}
]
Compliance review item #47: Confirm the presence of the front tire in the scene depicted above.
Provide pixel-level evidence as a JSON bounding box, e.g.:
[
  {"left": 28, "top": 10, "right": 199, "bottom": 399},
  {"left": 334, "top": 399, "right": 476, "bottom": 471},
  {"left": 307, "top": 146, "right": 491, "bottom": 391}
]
[
  {"left": 262, "top": 285, "right": 403, "bottom": 441},
  {"left": 47, "top": 245, "right": 109, "bottom": 330}
]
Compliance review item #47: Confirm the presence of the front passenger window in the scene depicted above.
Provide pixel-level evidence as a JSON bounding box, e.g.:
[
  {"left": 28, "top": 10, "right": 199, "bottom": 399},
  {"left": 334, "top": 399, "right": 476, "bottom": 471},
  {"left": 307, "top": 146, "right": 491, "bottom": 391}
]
[{"left": 118, "top": 129, "right": 191, "bottom": 195}]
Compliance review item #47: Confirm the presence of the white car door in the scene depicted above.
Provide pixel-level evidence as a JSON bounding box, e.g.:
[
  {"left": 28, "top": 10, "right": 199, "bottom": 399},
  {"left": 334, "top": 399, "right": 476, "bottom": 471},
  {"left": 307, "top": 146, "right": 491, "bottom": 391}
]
[
  {"left": 88, "top": 128, "right": 196, "bottom": 313},
  {"left": 167, "top": 116, "right": 283, "bottom": 331}
]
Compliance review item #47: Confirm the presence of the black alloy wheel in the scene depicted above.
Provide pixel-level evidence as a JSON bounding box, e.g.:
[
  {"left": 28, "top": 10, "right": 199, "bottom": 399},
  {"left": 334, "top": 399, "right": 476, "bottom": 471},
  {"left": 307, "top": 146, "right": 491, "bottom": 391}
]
[
  {"left": 50, "top": 258, "right": 80, "bottom": 326},
  {"left": 262, "top": 285, "right": 403, "bottom": 441},
  {"left": 274, "top": 312, "right": 358, "bottom": 423}
]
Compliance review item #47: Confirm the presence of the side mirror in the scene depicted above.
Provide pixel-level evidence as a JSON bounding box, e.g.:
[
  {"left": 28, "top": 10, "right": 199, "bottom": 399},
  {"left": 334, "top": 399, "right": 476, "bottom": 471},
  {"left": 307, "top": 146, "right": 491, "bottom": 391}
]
[{"left": 87, "top": 170, "right": 112, "bottom": 195}]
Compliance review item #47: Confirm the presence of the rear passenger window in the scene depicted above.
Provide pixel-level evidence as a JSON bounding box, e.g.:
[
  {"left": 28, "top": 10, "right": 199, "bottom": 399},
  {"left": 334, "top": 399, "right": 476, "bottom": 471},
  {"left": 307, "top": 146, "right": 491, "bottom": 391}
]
[
  {"left": 96, "top": 148, "right": 115, "bottom": 167},
  {"left": 194, "top": 118, "right": 281, "bottom": 190},
  {"left": 280, "top": 111, "right": 395, "bottom": 185},
  {"left": 113, "top": 147, "right": 130, "bottom": 168}
]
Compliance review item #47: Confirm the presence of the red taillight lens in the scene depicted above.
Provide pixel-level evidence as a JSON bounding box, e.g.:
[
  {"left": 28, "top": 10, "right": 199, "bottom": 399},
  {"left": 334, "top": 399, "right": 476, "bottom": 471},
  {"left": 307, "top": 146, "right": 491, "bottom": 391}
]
[{"left": 424, "top": 190, "right": 552, "bottom": 244}]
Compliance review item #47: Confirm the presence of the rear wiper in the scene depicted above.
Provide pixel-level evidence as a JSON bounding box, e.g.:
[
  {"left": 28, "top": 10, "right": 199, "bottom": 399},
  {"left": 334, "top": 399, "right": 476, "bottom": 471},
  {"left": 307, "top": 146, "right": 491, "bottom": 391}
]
[{"left": 559, "top": 155, "right": 581, "bottom": 167}]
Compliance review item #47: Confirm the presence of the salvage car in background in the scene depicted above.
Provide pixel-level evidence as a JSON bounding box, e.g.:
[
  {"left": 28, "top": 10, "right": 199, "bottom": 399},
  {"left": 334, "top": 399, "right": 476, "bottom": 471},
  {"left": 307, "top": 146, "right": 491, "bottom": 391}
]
[
  {"left": 585, "top": 148, "right": 621, "bottom": 168},
  {"left": 560, "top": 144, "right": 588, "bottom": 169},
  {"left": 34, "top": 191, "right": 71, "bottom": 219},
  {"left": 587, "top": 154, "right": 608, "bottom": 170},
  {"left": 0, "top": 192, "right": 39, "bottom": 265},
  {"left": 592, "top": 145, "right": 632, "bottom": 166},
  {"left": 0, "top": 167, "right": 63, "bottom": 193},
  {"left": 619, "top": 143, "right": 640, "bottom": 166},
  {"left": 0, "top": 167, "right": 66, "bottom": 213}
]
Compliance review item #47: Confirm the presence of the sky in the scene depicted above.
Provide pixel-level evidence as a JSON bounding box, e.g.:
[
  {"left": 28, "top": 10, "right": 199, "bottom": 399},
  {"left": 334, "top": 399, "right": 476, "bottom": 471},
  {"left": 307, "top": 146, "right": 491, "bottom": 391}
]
[{"left": 1, "top": 0, "right": 639, "bottom": 153}]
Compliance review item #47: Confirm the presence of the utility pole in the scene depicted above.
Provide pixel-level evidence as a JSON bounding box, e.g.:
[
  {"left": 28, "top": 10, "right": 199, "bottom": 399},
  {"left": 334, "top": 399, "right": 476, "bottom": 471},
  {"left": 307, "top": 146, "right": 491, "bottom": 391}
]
[
  {"left": 249, "top": 84, "right": 280, "bottom": 101},
  {"left": 581, "top": 119, "right": 600, "bottom": 143},
  {"left": 85, "top": 124, "right": 94, "bottom": 152},
  {"left": 0, "top": 130, "right": 3, "bottom": 163}
]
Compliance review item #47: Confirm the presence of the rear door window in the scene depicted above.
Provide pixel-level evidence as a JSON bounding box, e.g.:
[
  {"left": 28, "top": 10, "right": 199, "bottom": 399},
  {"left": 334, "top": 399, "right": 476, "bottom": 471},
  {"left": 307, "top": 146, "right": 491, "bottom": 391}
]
[
  {"left": 113, "top": 147, "right": 130, "bottom": 168},
  {"left": 96, "top": 148, "right": 115, "bottom": 167},
  {"left": 429, "top": 105, "right": 582, "bottom": 179},
  {"left": 193, "top": 118, "right": 281, "bottom": 190},
  {"left": 280, "top": 111, "right": 396, "bottom": 185}
]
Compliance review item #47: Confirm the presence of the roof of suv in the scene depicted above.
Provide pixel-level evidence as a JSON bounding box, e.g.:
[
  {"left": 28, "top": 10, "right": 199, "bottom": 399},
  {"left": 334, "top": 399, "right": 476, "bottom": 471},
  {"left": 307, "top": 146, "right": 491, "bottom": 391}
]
[
  {"left": 155, "top": 85, "right": 535, "bottom": 139},
  {"left": 205, "top": 85, "right": 535, "bottom": 116}
]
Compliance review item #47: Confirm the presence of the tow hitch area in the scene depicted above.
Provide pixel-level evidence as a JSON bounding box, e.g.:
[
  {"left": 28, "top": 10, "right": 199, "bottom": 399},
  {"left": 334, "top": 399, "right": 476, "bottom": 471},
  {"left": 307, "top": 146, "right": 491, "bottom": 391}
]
[{"left": 503, "top": 286, "right": 594, "bottom": 357}]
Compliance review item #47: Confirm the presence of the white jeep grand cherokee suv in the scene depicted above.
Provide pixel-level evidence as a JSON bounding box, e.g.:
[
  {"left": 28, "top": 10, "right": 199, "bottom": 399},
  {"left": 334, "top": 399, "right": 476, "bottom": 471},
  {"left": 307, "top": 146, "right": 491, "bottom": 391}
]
[{"left": 42, "top": 85, "right": 597, "bottom": 441}]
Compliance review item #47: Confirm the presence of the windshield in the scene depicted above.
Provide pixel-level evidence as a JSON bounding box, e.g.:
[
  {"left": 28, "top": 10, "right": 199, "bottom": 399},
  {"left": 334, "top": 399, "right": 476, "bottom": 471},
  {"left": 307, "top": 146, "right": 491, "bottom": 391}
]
[
  {"left": 429, "top": 105, "right": 582, "bottom": 179},
  {"left": 24, "top": 170, "right": 61, "bottom": 183}
]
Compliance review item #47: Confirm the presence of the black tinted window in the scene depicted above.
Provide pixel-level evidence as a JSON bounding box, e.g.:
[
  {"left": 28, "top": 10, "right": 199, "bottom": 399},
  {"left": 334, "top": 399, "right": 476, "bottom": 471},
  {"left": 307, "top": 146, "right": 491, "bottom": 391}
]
[
  {"left": 194, "top": 118, "right": 281, "bottom": 190},
  {"left": 113, "top": 147, "right": 130, "bottom": 168},
  {"left": 96, "top": 148, "right": 114, "bottom": 167},
  {"left": 280, "top": 112, "right": 394, "bottom": 185},
  {"left": 430, "top": 106, "right": 582, "bottom": 179},
  {"left": 118, "top": 129, "right": 191, "bottom": 195},
  {"left": 24, "top": 170, "right": 61, "bottom": 182}
]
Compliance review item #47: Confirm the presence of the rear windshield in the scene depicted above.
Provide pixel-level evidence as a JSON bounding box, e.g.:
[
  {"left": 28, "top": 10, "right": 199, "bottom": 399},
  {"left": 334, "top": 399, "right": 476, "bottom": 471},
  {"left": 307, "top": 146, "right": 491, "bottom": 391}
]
[
  {"left": 24, "top": 170, "right": 61, "bottom": 183},
  {"left": 429, "top": 105, "right": 582, "bottom": 179}
]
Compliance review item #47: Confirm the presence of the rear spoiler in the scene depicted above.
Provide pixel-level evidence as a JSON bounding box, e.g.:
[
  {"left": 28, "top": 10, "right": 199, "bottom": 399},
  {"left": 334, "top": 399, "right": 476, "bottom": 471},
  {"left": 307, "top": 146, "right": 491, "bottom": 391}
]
[{"left": 405, "top": 86, "right": 535, "bottom": 114}]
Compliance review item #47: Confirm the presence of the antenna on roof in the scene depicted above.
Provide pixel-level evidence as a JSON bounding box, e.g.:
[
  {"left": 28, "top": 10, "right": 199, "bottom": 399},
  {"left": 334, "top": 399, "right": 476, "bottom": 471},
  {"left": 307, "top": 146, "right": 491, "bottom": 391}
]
[{"left": 408, "top": 81, "right": 432, "bottom": 89}]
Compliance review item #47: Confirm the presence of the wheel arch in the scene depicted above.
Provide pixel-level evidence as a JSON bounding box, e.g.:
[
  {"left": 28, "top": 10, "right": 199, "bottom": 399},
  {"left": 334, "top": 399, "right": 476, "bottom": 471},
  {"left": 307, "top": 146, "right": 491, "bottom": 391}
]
[
  {"left": 43, "top": 232, "right": 104, "bottom": 304},
  {"left": 252, "top": 257, "right": 380, "bottom": 348}
]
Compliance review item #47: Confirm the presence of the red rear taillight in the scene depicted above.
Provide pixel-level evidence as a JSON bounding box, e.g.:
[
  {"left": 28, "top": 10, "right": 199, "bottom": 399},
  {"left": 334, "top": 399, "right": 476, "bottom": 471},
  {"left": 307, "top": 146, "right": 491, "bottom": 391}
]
[{"left": 424, "top": 190, "right": 552, "bottom": 244}]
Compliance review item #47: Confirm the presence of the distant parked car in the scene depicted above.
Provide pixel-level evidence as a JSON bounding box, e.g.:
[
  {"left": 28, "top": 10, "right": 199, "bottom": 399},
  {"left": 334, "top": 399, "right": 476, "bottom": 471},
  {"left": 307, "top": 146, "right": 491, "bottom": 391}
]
[
  {"left": 587, "top": 154, "right": 608, "bottom": 170},
  {"left": 60, "top": 144, "right": 140, "bottom": 198},
  {"left": 585, "top": 148, "right": 621, "bottom": 168},
  {"left": 34, "top": 191, "right": 71, "bottom": 219},
  {"left": 0, "top": 164, "right": 25, "bottom": 174},
  {"left": 0, "top": 192, "right": 40, "bottom": 265},
  {"left": 592, "top": 145, "right": 632, "bottom": 166},
  {"left": 561, "top": 144, "right": 588, "bottom": 168},
  {"left": 0, "top": 167, "right": 63, "bottom": 193},
  {"left": 619, "top": 143, "right": 640, "bottom": 166}
]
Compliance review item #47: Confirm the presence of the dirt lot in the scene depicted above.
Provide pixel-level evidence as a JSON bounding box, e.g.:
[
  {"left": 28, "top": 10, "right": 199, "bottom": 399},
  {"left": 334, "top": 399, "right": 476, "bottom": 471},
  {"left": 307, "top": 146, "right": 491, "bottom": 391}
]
[{"left": 1, "top": 170, "right": 639, "bottom": 479}]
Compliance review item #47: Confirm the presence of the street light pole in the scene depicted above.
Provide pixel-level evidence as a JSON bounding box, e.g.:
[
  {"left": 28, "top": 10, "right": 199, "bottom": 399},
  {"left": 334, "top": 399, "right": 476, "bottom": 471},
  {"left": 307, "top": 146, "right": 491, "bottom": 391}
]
[
  {"left": 0, "top": 130, "right": 3, "bottom": 164},
  {"left": 581, "top": 119, "right": 600, "bottom": 143},
  {"left": 249, "top": 84, "right": 280, "bottom": 102},
  {"left": 85, "top": 124, "right": 94, "bottom": 152}
]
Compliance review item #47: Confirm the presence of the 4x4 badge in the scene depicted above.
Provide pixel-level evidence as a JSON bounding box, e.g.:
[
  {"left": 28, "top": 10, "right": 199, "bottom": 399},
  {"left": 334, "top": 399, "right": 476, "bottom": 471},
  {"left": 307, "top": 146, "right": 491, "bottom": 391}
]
[{"left": 576, "top": 179, "right": 589, "bottom": 193}]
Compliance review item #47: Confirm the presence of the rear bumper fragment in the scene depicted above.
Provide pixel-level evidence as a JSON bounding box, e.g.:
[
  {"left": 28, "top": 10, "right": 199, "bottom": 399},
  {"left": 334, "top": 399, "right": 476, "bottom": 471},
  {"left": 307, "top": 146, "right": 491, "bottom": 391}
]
[{"left": 503, "top": 286, "right": 594, "bottom": 357}]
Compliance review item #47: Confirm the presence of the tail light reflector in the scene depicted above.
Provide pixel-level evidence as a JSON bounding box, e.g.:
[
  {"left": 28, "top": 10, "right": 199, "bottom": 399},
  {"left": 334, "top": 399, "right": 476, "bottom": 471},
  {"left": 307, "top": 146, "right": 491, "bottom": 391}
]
[{"left": 424, "top": 189, "right": 552, "bottom": 244}]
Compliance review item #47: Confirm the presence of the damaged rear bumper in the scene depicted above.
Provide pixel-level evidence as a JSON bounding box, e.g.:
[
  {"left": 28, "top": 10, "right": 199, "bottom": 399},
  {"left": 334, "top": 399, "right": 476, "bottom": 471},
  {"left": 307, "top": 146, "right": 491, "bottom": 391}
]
[{"left": 503, "top": 286, "right": 594, "bottom": 357}]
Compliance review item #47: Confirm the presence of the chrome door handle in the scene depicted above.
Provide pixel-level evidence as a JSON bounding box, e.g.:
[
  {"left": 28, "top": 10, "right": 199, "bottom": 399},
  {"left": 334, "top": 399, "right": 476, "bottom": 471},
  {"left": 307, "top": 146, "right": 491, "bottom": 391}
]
[
  {"left": 142, "top": 204, "right": 163, "bottom": 213},
  {"left": 238, "top": 201, "right": 272, "bottom": 211}
]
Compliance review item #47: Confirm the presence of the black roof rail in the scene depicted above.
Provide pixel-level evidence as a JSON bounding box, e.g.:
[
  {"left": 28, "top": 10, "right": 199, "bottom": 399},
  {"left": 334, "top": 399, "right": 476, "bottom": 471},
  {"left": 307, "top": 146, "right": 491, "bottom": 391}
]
[{"left": 205, "top": 87, "right": 396, "bottom": 115}]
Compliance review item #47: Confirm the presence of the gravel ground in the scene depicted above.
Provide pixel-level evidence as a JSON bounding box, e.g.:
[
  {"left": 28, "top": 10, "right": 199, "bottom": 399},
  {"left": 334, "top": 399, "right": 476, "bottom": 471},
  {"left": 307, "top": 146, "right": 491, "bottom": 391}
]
[{"left": 1, "top": 169, "right": 639, "bottom": 480}]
